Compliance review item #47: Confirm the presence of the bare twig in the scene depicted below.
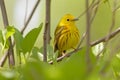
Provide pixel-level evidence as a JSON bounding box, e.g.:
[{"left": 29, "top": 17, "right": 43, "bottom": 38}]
[
  {"left": 24, "top": 0, "right": 28, "bottom": 25},
  {"left": 0, "top": 0, "right": 8, "bottom": 28},
  {"left": 49, "top": 47, "right": 83, "bottom": 64},
  {"left": 77, "top": 0, "right": 101, "bottom": 19},
  {"left": 0, "top": 52, "right": 8, "bottom": 67},
  {"left": 43, "top": 0, "right": 51, "bottom": 62},
  {"left": 77, "top": 32, "right": 86, "bottom": 49},
  {"left": 91, "top": 27, "right": 120, "bottom": 46},
  {"left": 21, "top": 0, "right": 41, "bottom": 34},
  {"left": 0, "top": 0, "right": 15, "bottom": 67},
  {"left": 85, "top": 0, "right": 91, "bottom": 72},
  {"left": 90, "top": 0, "right": 101, "bottom": 23}
]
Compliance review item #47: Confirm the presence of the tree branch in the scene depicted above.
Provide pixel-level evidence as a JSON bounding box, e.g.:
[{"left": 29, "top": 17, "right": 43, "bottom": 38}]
[
  {"left": 85, "top": 0, "right": 92, "bottom": 72},
  {"left": 43, "top": 0, "right": 51, "bottom": 62},
  {"left": 0, "top": 52, "right": 8, "bottom": 67},
  {"left": 0, "top": 0, "right": 15, "bottom": 67},
  {"left": 90, "top": 0, "right": 101, "bottom": 23}
]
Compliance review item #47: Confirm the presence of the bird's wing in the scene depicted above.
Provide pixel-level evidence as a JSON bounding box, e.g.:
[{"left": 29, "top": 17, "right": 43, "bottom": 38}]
[{"left": 54, "top": 26, "right": 64, "bottom": 52}]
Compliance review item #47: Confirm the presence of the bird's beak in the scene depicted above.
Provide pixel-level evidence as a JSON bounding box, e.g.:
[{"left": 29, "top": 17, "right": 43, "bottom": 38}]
[{"left": 72, "top": 18, "right": 79, "bottom": 21}]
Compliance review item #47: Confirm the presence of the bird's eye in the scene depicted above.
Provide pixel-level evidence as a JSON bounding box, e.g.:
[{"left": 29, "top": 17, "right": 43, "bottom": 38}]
[{"left": 67, "top": 19, "right": 69, "bottom": 21}]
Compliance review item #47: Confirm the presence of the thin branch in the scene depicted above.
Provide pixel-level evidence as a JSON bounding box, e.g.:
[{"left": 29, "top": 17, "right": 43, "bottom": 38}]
[
  {"left": 0, "top": 0, "right": 15, "bottom": 67},
  {"left": 43, "top": 0, "right": 51, "bottom": 62},
  {"left": 46, "top": 0, "right": 51, "bottom": 44},
  {"left": 90, "top": 0, "right": 101, "bottom": 23},
  {"left": 21, "top": 0, "right": 41, "bottom": 34},
  {"left": 0, "top": 52, "right": 8, "bottom": 67},
  {"left": 91, "top": 27, "right": 120, "bottom": 46},
  {"left": 0, "top": 0, "right": 8, "bottom": 27},
  {"left": 49, "top": 27, "right": 120, "bottom": 64},
  {"left": 24, "top": 0, "right": 28, "bottom": 25},
  {"left": 77, "top": 0, "right": 101, "bottom": 19},
  {"left": 86, "top": 0, "right": 91, "bottom": 71},
  {"left": 49, "top": 47, "right": 83, "bottom": 64},
  {"left": 77, "top": 32, "right": 86, "bottom": 49}
]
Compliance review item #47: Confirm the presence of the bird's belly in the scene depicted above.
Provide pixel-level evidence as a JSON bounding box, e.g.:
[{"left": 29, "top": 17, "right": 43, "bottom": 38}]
[{"left": 58, "top": 31, "right": 80, "bottom": 51}]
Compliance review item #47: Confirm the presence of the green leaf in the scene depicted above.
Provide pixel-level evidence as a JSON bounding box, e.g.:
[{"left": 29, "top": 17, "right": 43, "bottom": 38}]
[
  {"left": 39, "top": 45, "right": 54, "bottom": 61},
  {"left": 14, "top": 28, "right": 23, "bottom": 54},
  {"left": 47, "top": 45, "right": 54, "bottom": 61},
  {"left": 30, "top": 47, "right": 43, "bottom": 61},
  {"left": 55, "top": 47, "right": 97, "bottom": 80},
  {"left": 21, "top": 23, "right": 43, "bottom": 53},
  {"left": 112, "top": 56, "right": 120, "bottom": 78},
  {"left": 20, "top": 61, "right": 47, "bottom": 80},
  {"left": 6, "top": 26, "right": 15, "bottom": 40},
  {"left": 31, "top": 47, "right": 41, "bottom": 60},
  {"left": 3, "top": 26, "right": 15, "bottom": 49},
  {"left": 32, "top": 47, "right": 40, "bottom": 54},
  {"left": 89, "top": 48, "right": 96, "bottom": 65},
  {"left": 58, "top": 48, "right": 87, "bottom": 80}
]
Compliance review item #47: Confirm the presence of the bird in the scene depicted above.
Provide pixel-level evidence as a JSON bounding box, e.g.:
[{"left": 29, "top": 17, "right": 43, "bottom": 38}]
[{"left": 54, "top": 14, "right": 80, "bottom": 57}]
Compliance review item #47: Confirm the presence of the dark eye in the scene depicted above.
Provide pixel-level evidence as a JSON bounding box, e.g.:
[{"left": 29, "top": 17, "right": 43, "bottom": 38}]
[{"left": 67, "top": 19, "right": 69, "bottom": 21}]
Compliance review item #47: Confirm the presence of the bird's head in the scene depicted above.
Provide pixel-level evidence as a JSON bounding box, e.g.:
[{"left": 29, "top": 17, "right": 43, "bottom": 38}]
[{"left": 59, "top": 14, "right": 79, "bottom": 26}]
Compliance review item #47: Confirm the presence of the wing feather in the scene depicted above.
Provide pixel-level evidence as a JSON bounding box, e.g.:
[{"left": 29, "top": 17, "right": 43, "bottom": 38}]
[{"left": 54, "top": 26, "right": 64, "bottom": 52}]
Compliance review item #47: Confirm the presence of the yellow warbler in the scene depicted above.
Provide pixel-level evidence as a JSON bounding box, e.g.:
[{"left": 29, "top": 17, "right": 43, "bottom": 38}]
[{"left": 54, "top": 14, "right": 80, "bottom": 57}]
